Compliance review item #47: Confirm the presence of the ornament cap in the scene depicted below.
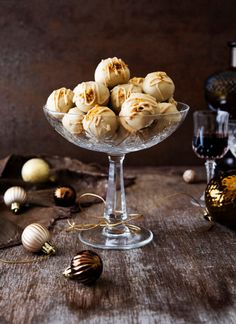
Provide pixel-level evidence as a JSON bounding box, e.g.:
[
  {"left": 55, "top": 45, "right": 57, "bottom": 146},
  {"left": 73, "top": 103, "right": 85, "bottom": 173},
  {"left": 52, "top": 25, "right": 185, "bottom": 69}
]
[
  {"left": 11, "top": 202, "right": 21, "bottom": 214},
  {"left": 63, "top": 266, "right": 73, "bottom": 278},
  {"left": 203, "top": 209, "right": 213, "bottom": 222},
  {"left": 41, "top": 242, "right": 56, "bottom": 255}
]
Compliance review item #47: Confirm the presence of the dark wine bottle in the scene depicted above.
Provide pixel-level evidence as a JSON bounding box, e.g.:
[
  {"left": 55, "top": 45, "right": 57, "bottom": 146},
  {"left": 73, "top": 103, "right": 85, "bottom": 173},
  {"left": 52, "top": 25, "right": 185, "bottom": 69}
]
[
  {"left": 205, "top": 41, "right": 236, "bottom": 118},
  {"left": 204, "top": 41, "right": 236, "bottom": 170}
]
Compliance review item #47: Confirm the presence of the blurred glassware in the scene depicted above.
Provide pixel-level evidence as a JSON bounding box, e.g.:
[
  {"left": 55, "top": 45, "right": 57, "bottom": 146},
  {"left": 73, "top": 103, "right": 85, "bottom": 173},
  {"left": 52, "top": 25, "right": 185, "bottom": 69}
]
[
  {"left": 192, "top": 110, "right": 229, "bottom": 205},
  {"left": 228, "top": 120, "right": 236, "bottom": 158}
]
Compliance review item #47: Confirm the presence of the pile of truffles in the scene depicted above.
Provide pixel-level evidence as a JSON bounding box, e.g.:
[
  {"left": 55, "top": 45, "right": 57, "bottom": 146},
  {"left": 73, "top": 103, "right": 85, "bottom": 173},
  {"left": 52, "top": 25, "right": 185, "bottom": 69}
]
[{"left": 46, "top": 57, "right": 180, "bottom": 140}]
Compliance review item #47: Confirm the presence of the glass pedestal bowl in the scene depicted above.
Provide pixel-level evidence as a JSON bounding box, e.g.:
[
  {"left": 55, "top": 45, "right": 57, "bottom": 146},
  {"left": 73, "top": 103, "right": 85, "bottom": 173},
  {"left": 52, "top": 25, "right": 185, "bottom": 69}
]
[{"left": 44, "top": 102, "right": 189, "bottom": 249}]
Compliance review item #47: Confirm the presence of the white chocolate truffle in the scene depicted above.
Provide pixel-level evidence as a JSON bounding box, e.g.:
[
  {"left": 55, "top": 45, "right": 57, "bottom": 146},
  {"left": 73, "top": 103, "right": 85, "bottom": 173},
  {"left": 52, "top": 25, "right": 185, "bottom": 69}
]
[
  {"left": 157, "top": 102, "right": 181, "bottom": 122},
  {"left": 62, "top": 107, "right": 85, "bottom": 135},
  {"left": 94, "top": 57, "right": 130, "bottom": 88},
  {"left": 119, "top": 93, "right": 160, "bottom": 132},
  {"left": 46, "top": 87, "right": 74, "bottom": 113},
  {"left": 128, "top": 77, "right": 144, "bottom": 88},
  {"left": 111, "top": 83, "right": 142, "bottom": 114},
  {"left": 82, "top": 105, "right": 118, "bottom": 140},
  {"left": 73, "top": 81, "right": 110, "bottom": 113},
  {"left": 143, "top": 72, "right": 175, "bottom": 101}
]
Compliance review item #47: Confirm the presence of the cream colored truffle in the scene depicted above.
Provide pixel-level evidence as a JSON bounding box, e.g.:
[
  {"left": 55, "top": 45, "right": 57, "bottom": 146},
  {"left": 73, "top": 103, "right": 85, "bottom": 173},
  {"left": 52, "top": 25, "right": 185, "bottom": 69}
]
[
  {"left": 119, "top": 93, "right": 160, "bottom": 132},
  {"left": 73, "top": 81, "right": 110, "bottom": 113},
  {"left": 46, "top": 87, "right": 74, "bottom": 113},
  {"left": 111, "top": 84, "right": 142, "bottom": 114},
  {"left": 128, "top": 77, "right": 144, "bottom": 88},
  {"left": 82, "top": 105, "right": 118, "bottom": 140},
  {"left": 62, "top": 107, "right": 85, "bottom": 135},
  {"left": 94, "top": 57, "right": 130, "bottom": 88},
  {"left": 157, "top": 102, "right": 181, "bottom": 123},
  {"left": 143, "top": 72, "right": 175, "bottom": 101}
]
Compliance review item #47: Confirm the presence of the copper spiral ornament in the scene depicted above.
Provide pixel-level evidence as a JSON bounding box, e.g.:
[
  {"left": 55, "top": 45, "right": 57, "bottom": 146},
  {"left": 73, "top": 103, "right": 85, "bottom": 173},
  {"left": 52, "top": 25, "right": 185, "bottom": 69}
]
[{"left": 63, "top": 250, "right": 103, "bottom": 285}]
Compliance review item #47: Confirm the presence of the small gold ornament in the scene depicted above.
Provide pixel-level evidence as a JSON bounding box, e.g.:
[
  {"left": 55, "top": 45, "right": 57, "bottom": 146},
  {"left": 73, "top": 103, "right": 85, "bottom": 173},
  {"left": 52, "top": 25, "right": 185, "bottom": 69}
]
[
  {"left": 3, "top": 186, "right": 27, "bottom": 214},
  {"left": 21, "top": 158, "right": 50, "bottom": 183},
  {"left": 63, "top": 250, "right": 103, "bottom": 285},
  {"left": 21, "top": 223, "right": 55, "bottom": 255},
  {"left": 205, "top": 173, "right": 236, "bottom": 228},
  {"left": 53, "top": 186, "right": 76, "bottom": 207}
]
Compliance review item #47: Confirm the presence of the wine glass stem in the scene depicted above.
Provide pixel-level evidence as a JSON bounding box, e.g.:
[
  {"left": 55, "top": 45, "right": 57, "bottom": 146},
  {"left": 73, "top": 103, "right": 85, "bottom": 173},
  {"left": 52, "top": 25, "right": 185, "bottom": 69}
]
[
  {"left": 104, "top": 155, "right": 128, "bottom": 231},
  {"left": 205, "top": 159, "right": 217, "bottom": 184}
]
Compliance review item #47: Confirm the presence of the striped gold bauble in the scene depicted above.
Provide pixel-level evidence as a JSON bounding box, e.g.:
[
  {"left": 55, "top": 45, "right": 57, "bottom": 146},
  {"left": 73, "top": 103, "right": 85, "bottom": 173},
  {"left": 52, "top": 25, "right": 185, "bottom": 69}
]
[{"left": 21, "top": 223, "right": 55, "bottom": 255}]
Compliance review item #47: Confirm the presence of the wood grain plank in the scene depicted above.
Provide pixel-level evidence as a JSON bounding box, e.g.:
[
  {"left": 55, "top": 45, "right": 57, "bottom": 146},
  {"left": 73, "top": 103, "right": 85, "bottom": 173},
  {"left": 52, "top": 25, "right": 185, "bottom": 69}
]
[{"left": 0, "top": 167, "right": 235, "bottom": 324}]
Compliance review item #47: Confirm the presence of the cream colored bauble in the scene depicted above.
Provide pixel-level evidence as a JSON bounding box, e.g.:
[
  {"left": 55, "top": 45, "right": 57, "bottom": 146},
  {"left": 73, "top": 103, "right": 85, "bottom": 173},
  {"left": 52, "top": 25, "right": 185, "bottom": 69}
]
[{"left": 21, "top": 158, "right": 50, "bottom": 183}]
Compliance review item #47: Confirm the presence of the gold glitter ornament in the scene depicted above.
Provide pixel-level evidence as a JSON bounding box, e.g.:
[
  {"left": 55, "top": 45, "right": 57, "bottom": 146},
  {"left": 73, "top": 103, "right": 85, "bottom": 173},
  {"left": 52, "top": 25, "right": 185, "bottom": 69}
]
[
  {"left": 21, "top": 223, "right": 55, "bottom": 255},
  {"left": 205, "top": 173, "right": 236, "bottom": 228},
  {"left": 63, "top": 250, "right": 103, "bottom": 285}
]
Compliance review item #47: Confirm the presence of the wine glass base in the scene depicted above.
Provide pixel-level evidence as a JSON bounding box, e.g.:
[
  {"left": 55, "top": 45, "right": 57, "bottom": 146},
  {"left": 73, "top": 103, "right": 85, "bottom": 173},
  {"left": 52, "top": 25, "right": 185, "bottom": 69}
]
[
  {"left": 79, "top": 226, "right": 153, "bottom": 250},
  {"left": 191, "top": 192, "right": 205, "bottom": 208}
]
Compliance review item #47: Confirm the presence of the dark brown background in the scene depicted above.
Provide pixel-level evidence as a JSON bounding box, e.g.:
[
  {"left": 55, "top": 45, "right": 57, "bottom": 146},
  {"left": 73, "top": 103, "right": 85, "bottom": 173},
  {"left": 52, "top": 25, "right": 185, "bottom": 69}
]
[{"left": 0, "top": 0, "right": 236, "bottom": 166}]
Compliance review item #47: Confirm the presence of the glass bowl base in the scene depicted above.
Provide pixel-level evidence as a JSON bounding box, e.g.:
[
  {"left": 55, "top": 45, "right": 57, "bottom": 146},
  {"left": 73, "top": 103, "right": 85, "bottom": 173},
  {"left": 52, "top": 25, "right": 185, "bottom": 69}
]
[{"left": 79, "top": 226, "right": 153, "bottom": 250}]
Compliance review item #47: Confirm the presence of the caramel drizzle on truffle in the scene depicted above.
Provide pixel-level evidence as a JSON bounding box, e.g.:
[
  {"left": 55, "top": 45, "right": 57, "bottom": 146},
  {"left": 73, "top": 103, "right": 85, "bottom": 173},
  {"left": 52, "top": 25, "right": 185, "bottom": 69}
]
[
  {"left": 53, "top": 88, "right": 72, "bottom": 110},
  {"left": 104, "top": 57, "right": 128, "bottom": 82},
  {"left": 113, "top": 84, "right": 136, "bottom": 107},
  {"left": 149, "top": 72, "right": 173, "bottom": 101},
  {"left": 128, "top": 77, "right": 144, "bottom": 87},
  {"left": 84, "top": 105, "right": 115, "bottom": 137},
  {"left": 123, "top": 97, "right": 158, "bottom": 119}
]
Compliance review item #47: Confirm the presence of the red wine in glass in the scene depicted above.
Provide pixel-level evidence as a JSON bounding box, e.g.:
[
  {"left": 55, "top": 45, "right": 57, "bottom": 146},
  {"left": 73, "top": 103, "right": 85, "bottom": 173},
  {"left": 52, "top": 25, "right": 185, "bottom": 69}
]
[
  {"left": 192, "top": 111, "right": 229, "bottom": 206},
  {"left": 192, "top": 133, "right": 228, "bottom": 159}
]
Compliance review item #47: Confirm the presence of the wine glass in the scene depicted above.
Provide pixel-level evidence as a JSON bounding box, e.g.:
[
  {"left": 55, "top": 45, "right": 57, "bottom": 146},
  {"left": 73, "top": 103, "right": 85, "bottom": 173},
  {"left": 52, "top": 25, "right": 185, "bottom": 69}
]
[
  {"left": 228, "top": 120, "right": 236, "bottom": 158},
  {"left": 44, "top": 102, "right": 189, "bottom": 250},
  {"left": 192, "top": 110, "right": 229, "bottom": 204}
]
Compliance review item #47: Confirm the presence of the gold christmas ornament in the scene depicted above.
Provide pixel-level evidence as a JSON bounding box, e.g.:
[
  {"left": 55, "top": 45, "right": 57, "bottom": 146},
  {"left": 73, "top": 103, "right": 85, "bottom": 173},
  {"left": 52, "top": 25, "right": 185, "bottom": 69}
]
[
  {"left": 3, "top": 186, "right": 27, "bottom": 214},
  {"left": 21, "top": 158, "right": 50, "bottom": 183},
  {"left": 63, "top": 250, "right": 103, "bottom": 285},
  {"left": 21, "top": 223, "right": 55, "bottom": 255},
  {"left": 205, "top": 173, "right": 236, "bottom": 228}
]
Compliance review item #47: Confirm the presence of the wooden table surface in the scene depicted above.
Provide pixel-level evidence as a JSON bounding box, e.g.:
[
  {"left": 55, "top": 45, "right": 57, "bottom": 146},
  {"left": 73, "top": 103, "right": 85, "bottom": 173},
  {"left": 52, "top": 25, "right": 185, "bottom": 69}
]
[{"left": 0, "top": 166, "right": 235, "bottom": 324}]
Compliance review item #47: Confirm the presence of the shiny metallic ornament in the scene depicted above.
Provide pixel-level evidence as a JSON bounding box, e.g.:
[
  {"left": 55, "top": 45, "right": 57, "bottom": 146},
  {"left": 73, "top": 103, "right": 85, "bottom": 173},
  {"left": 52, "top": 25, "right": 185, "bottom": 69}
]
[
  {"left": 21, "top": 223, "right": 55, "bottom": 255},
  {"left": 21, "top": 158, "right": 50, "bottom": 183},
  {"left": 3, "top": 186, "right": 27, "bottom": 214},
  {"left": 63, "top": 250, "right": 103, "bottom": 285},
  {"left": 205, "top": 173, "right": 236, "bottom": 228},
  {"left": 53, "top": 186, "right": 76, "bottom": 207}
]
